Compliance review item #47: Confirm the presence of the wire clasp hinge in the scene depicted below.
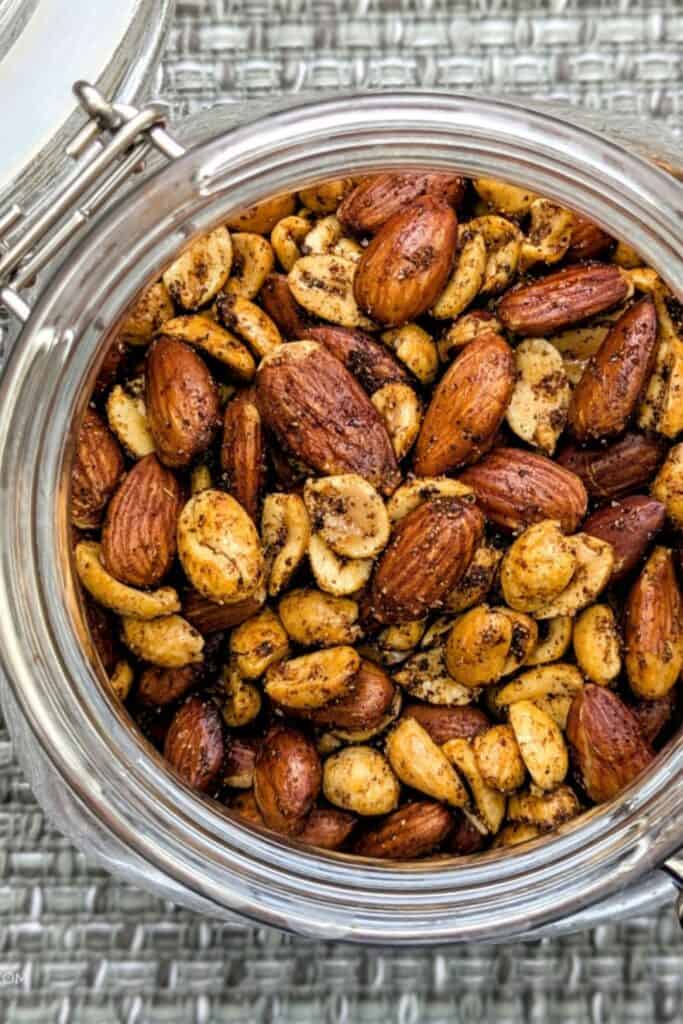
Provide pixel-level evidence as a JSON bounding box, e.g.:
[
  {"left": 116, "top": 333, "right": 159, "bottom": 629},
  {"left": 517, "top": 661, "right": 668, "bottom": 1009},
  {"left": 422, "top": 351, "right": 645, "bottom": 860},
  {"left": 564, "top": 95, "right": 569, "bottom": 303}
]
[{"left": 0, "top": 81, "right": 185, "bottom": 324}]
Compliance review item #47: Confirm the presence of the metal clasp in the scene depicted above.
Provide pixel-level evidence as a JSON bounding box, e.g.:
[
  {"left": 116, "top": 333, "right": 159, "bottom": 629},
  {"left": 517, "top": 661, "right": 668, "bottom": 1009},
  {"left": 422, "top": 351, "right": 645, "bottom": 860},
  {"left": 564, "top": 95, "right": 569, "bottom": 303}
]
[{"left": 0, "top": 81, "right": 185, "bottom": 324}]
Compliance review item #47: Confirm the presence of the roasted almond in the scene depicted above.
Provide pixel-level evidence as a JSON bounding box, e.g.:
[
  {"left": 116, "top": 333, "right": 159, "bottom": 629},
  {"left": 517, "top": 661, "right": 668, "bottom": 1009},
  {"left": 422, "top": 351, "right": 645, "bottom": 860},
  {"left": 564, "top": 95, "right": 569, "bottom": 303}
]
[
  {"left": 567, "top": 299, "right": 657, "bottom": 440},
  {"left": 566, "top": 684, "right": 654, "bottom": 803},
  {"left": 259, "top": 272, "right": 310, "bottom": 338},
  {"left": 414, "top": 332, "right": 514, "bottom": 475},
  {"left": 582, "top": 496, "right": 666, "bottom": 582},
  {"left": 556, "top": 432, "right": 667, "bottom": 501},
  {"left": 84, "top": 598, "right": 119, "bottom": 675},
  {"left": 567, "top": 216, "right": 613, "bottom": 261},
  {"left": 101, "top": 454, "right": 182, "bottom": 587},
  {"left": 338, "top": 173, "right": 465, "bottom": 235},
  {"left": 354, "top": 196, "right": 458, "bottom": 326},
  {"left": 447, "top": 812, "right": 487, "bottom": 855},
  {"left": 401, "top": 704, "right": 490, "bottom": 745},
  {"left": 370, "top": 497, "right": 484, "bottom": 623},
  {"left": 303, "top": 324, "right": 409, "bottom": 393},
  {"left": 625, "top": 546, "right": 683, "bottom": 700},
  {"left": 256, "top": 341, "right": 400, "bottom": 495},
  {"left": 254, "top": 724, "right": 321, "bottom": 834},
  {"left": 353, "top": 800, "right": 453, "bottom": 859},
  {"left": 459, "top": 448, "right": 587, "bottom": 534},
  {"left": 630, "top": 692, "right": 677, "bottom": 746},
  {"left": 304, "top": 659, "right": 396, "bottom": 731},
  {"left": 498, "top": 263, "right": 630, "bottom": 336},
  {"left": 220, "top": 389, "right": 265, "bottom": 521},
  {"left": 182, "top": 587, "right": 265, "bottom": 634},
  {"left": 71, "top": 408, "right": 125, "bottom": 529},
  {"left": 164, "top": 695, "right": 224, "bottom": 792},
  {"left": 298, "top": 808, "right": 357, "bottom": 851},
  {"left": 146, "top": 337, "right": 219, "bottom": 468},
  {"left": 138, "top": 664, "right": 199, "bottom": 707}
]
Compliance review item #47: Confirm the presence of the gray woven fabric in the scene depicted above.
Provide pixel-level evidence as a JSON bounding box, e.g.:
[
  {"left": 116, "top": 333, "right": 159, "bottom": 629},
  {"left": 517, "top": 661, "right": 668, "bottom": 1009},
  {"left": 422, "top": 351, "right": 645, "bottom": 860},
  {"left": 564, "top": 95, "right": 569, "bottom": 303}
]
[{"left": 2, "top": 1, "right": 683, "bottom": 1021}]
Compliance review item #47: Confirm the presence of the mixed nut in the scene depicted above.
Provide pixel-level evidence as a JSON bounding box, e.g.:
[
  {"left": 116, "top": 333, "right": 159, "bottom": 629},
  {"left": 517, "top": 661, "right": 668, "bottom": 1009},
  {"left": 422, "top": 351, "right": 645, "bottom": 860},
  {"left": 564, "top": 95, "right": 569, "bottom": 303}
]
[{"left": 72, "top": 171, "right": 683, "bottom": 860}]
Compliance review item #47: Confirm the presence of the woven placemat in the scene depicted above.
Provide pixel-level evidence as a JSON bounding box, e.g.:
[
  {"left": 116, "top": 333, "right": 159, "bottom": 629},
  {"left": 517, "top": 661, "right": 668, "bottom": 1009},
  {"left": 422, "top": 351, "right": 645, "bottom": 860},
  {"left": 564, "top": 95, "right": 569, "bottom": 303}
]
[{"left": 2, "top": 2, "right": 683, "bottom": 1021}]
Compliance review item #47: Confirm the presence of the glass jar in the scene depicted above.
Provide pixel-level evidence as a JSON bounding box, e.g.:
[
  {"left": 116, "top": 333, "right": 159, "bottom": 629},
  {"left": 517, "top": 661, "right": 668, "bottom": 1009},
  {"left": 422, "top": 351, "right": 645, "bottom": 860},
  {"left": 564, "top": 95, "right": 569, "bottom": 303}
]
[{"left": 0, "top": 92, "right": 682, "bottom": 944}]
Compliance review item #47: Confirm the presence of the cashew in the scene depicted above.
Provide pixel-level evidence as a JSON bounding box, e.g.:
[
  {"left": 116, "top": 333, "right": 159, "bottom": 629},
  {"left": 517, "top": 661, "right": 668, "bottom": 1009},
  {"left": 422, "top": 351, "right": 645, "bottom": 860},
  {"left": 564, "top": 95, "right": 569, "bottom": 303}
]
[
  {"left": 507, "top": 784, "right": 580, "bottom": 830},
  {"left": 501, "top": 521, "right": 576, "bottom": 613},
  {"left": 106, "top": 378, "right": 155, "bottom": 458},
  {"left": 223, "top": 233, "right": 274, "bottom": 299},
  {"left": 221, "top": 662, "right": 262, "bottom": 727},
  {"left": 226, "top": 194, "right": 296, "bottom": 234},
  {"left": 371, "top": 383, "right": 422, "bottom": 460},
  {"left": 573, "top": 604, "right": 621, "bottom": 686},
  {"left": 431, "top": 228, "right": 486, "bottom": 319},
  {"left": 438, "top": 312, "right": 504, "bottom": 362},
  {"left": 163, "top": 227, "right": 233, "bottom": 310},
  {"left": 271, "top": 215, "right": 311, "bottom": 271},
  {"left": 505, "top": 339, "right": 570, "bottom": 454},
  {"left": 230, "top": 608, "right": 290, "bottom": 679},
  {"left": 492, "top": 822, "right": 542, "bottom": 848},
  {"left": 393, "top": 645, "right": 474, "bottom": 706},
  {"left": 444, "top": 544, "right": 502, "bottom": 614},
  {"left": 508, "top": 700, "right": 568, "bottom": 791},
  {"left": 445, "top": 605, "right": 513, "bottom": 688},
  {"left": 261, "top": 493, "right": 310, "bottom": 597},
  {"left": 159, "top": 315, "right": 255, "bottom": 381},
  {"left": 122, "top": 614, "right": 204, "bottom": 668},
  {"left": 386, "top": 718, "right": 467, "bottom": 807},
  {"left": 519, "top": 198, "right": 573, "bottom": 272},
  {"left": 217, "top": 295, "right": 282, "bottom": 359},
  {"left": 119, "top": 281, "right": 175, "bottom": 346},
  {"left": 473, "top": 178, "right": 537, "bottom": 217},
  {"left": 190, "top": 464, "right": 212, "bottom": 494},
  {"left": 299, "top": 178, "right": 354, "bottom": 213},
  {"left": 323, "top": 746, "right": 400, "bottom": 816},
  {"left": 288, "top": 254, "right": 375, "bottom": 330},
  {"left": 177, "top": 490, "right": 264, "bottom": 605},
  {"left": 532, "top": 694, "right": 575, "bottom": 730},
  {"left": 472, "top": 725, "right": 526, "bottom": 794},
  {"left": 265, "top": 646, "right": 360, "bottom": 710},
  {"left": 302, "top": 215, "right": 344, "bottom": 255},
  {"left": 379, "top": 619, "right": 426, "bottom": 654},
  {"left": 526, "top": 616, "right": 573, "bottom": 665},
  {"left": 491, "top": 663, "right": 584, "bottom": 709},
  {"left": 76, "top": 542, "right": 180, "bottom": 620},
  {"left": 387, "top": 477, "right": 473, "bottom": 523},
  {"left": 533, "top": 534, "right": 614, "bottom": 619},
  {"left": 613, "top": 240, "right": 642, "bottom": 268},
  {"left": 308, "top": 533, "right": 373, "bottom": 596},
  {"left": 303, "top": 474, "right": 390, "bottom": 559},
  {"left": 497, "top": 608, "right": 539, "bottom": 675},
  {"left": 109, "top": 660, "right": 134, "bottom": 701},
  {"left": 652, "top": 443, "right": 683, "bottom": 527},
  {"left": 468, "top": 215, "right": 522, "bottom": 295},
  {"left": 278, "top": 588, "right": 361, "bottom": 647},
  {"left": 381, "top": 323, "right": 439, "bottom": 384},
  {"left": 443, "top": 737, "right": 506, "bottom": 833}
]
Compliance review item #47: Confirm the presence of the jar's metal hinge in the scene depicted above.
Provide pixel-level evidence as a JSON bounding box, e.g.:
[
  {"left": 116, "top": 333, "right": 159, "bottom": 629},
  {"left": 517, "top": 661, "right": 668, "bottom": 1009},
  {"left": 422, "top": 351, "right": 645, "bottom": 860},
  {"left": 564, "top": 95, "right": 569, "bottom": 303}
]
[{"left": 0, "top": 81, "right": 185, "bottom": 325}]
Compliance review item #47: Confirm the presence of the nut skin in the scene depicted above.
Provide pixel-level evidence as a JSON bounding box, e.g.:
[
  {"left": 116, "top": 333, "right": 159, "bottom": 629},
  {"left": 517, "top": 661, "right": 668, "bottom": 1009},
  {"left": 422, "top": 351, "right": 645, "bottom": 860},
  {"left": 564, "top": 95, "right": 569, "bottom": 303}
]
[
  {"left": 220, "top": 389, "right": 266, "bottom": 522},
  {"left": 400, "top": 704, "right": 489, "bottom": 745},
  {"left": 298, "top": 808, "right": 357, "bottom": 851},
  {"left": 302, "top": 325, "right": 410, "bottom": 394},
  {"left": 138, "top": 664, "right": 199, "bottom": 707},
  {"left": 302, "top": 660, "right": 396, "bottom": 731},
  {"left": 354, "top": 195, "right": 458, "bottom": 326},
  {"left": 370, "top": 497, "right": 485, "bottom": 624},
  {"left": 338, "top": 173, "right": 465, "bottom": 235},
  {"left": 259, "top": 273, "right": 310, "bottom": 338},
  {"left": 582, "top": 496, "right": 666, "bottom": 582},
  {"left": 71, "top": 408, "right": 125, "bottom": 528},
  {"left": 625, "top": 547, "right": 683, "bottom": 700},
  {"left": 566, "top": 684, "right": 654, "bottom": 803},
  {"left": 446, "top": 813, "right": 487, "bottom": 855},
  {"left": 459, "top": 448, "right": 587, "bottom": 534},
  {"left": 567, "top": 216, "right": 613, "bottom": 261},
  {"left": 414, "top": 332, "right": 515, "bottom": 476},
  {"left": 498, "top": 263, "right": 630, "bottom": 336},
  {"left": 182, "top": 588, "right": 264, "bottom": 634},
  {"left": 567, "top": 299, "right": 658, "bottom": 441},
  {"left": 256, "top": 342, "right": 400, "bottom": 495},
  {"left": 253, "top": 724, "right": 322, "bottom": 835},
  {"left": 163, "top": 695, "right": 225, "bottom": 793},
  {"left": 630, "top": 692, "right": 677, "bottom": 746},
  {"left": 557, "top": 432, "right": 667, "bottom": 501},
  {"left": 353, "top": 801, "right": 454, "bottom": 859},
  {"left": 146, "top": 336, "right": 220, "bottom": 468},
  {"left": 101, "top": 454, "right": 183, "bottom": 587}
]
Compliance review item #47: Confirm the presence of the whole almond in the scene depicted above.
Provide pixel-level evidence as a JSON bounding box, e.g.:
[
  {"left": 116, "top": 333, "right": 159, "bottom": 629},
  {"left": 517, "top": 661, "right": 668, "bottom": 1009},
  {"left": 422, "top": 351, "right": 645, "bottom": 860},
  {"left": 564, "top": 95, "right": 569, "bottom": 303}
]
[
  {"left": 583, "top": 496, "right": 666, "bottom": 582},
  {"left": 370, "top": 496, "right": 484, "bottom": 623},
  {"left": 256, "top": 341, "right": 400, "bottom": 495},
  {"left": 221, "top": 389, "right": 265, "bottom": 521},
  {"left": 353, "top": 800, "right": 453, "bottom": 859},
  {"left": 259, "top": 273, "right": 310, "bottom": 338},
  {"left": 101, "top": 454, "right": 182, "bottom": 587},
  {"left": 71, "top": 408, "right": 124, "bottom": 528},
  {"left": 304, "top": 659, "right": 396, "bottom": 731},
  {"left": 557, "top": 432, "right": 667, "bottom": 500},
  {"left": 625, "top": 546, "right": 683, "bottom": 700},
  {"left": 354, "top": 195, "right": 458, "bottom": 326},
  {"left": 401, "top": 704, "right": 490, "bottom": 745},
  {"left": 254, "top": 724, "right": 322, "bottom": 834},
  {"left": 138, "top": 664, "right": 199, "bottom": 706},
  {"left": 498, "top": 263, "right": 630, "bottom": 336},
  {"left": 298, "top": 808, "right": 357, "bottom": 851},
  {"left": 567, "top": 216, "right": 613, "bottom": 261},
  {"left": 414, "top": 332, "right": 515, "bottom": 475},
  {"left": 567, "top": 299, "right": 657, "bottom": 440},
  {"left": 146, "top": 336, "right": 219, "bottom": 468},
  {"left": 182, "top": 587, "right": 264, "bottom": 634},
  {"left": 566, "top": 684, "right": 654, "bottom": 803},
  {"left": 303, "top": 324, "right": 410, "bottom": 393},
  {"left": 338, "top": 173, "right": 465, "bottom": 235},
  {"left": 164, "top": 695, "right": 224, "bottom": 793},
  {"left": 460, "top": 448, "right": 587, "bottom": 534}
]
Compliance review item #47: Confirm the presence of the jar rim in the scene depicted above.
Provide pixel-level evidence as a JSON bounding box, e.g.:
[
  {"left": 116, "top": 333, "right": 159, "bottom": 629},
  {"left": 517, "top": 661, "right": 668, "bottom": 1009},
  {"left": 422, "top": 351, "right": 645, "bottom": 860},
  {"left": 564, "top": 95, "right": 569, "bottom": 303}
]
[{"left": 1, "top": 91, "right": 682, "bottom": 943}]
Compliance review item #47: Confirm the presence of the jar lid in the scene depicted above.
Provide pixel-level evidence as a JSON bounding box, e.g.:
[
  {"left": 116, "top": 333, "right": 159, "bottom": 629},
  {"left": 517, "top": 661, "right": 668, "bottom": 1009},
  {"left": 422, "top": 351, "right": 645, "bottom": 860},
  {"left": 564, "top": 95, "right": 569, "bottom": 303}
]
[{"left": 0, "top": 0, "right": 172, "bottom": 207}]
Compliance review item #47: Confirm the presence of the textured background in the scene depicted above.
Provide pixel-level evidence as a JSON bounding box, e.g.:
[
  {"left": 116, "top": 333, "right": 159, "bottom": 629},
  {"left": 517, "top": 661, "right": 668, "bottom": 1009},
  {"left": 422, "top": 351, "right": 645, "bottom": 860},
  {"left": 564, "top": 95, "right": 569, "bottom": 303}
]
[{"left": 2, "top": 1, "right": 683, "bottom": 1021}]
